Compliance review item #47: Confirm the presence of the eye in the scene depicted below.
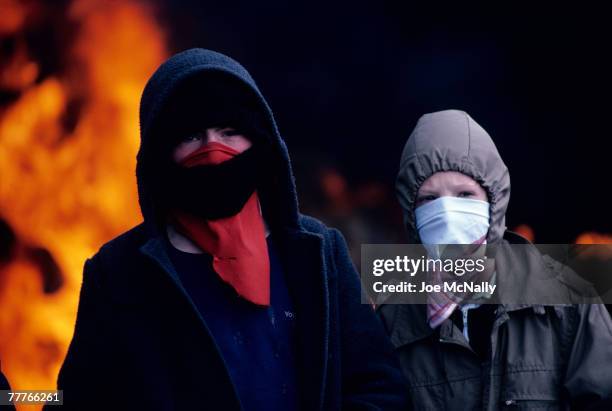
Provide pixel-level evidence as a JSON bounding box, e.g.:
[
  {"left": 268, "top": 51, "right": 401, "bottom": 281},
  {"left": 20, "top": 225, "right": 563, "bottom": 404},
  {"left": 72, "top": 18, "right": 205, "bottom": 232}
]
[
  {"left": 416, "top": 194, "right": 437, "bottom": 205},
  {"left": 181, "top": 133, "right": 203, "bottom": 143},
  {"left": 219, "top": 128, "right": 241, "bottom": 137},
  {"left": 458, "top": 191, "right": 475, "bottom": 198}
]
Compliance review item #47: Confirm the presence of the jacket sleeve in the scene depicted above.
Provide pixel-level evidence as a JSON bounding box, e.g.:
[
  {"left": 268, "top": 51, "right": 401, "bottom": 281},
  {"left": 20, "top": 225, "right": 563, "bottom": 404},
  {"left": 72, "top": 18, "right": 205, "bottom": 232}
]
[
  {"left": 330, "top": 228, "right": 408, "bottom": 410},
  {"left": 45, "top": 256, "right": 111, "bottom": 411},
  {"left": 563, "top": 303, "right": 612, "bottom": 409}
]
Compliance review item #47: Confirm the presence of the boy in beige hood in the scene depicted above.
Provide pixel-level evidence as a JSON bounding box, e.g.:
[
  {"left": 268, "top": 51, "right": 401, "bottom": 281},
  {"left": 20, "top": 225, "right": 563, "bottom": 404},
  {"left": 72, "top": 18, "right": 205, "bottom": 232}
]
[{"left": 379, "top": 109, "right": 612, "bottom": 409}]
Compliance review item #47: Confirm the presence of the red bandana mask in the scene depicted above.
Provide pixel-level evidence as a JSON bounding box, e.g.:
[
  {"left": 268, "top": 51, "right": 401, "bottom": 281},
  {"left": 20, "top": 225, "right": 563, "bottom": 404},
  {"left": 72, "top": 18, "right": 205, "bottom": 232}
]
[{"left": 171, "top": 142, "right": 270, "bottom": 306}]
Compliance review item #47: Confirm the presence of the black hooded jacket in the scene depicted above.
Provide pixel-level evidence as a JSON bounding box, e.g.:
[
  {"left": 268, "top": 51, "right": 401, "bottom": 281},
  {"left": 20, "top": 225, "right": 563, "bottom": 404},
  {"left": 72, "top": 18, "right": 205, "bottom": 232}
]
[{"left": 49, "top": 49, "right": 407, "bottom": 410}]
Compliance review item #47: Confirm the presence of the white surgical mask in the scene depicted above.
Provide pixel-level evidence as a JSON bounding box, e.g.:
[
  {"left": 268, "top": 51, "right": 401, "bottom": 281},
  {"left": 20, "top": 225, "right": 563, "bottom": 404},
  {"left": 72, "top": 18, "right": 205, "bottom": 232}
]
[{"left": 415, "top": 196, "right": 490, "bottom": 254}]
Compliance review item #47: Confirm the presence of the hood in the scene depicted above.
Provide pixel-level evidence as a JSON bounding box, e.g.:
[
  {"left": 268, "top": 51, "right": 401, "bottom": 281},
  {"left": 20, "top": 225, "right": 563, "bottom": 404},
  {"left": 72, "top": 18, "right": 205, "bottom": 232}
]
[
  {"left": 136, "top": 48, "right": 299, "bottom": 235},
  {"left": 395, "top": 109, "right": 510, "bottom": 244}
]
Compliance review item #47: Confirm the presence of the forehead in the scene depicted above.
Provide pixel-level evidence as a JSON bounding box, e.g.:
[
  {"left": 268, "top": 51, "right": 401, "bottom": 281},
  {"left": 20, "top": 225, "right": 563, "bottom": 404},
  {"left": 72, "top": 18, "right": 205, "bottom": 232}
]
[{"left": 419, "top": 171, "right": 480, "bottom": 191}]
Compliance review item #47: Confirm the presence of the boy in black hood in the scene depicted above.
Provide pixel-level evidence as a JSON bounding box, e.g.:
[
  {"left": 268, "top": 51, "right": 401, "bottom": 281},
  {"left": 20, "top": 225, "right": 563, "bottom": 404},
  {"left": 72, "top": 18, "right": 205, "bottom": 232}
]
[{"left": 50, "top": 49, "right": 407, "bottom": 410}]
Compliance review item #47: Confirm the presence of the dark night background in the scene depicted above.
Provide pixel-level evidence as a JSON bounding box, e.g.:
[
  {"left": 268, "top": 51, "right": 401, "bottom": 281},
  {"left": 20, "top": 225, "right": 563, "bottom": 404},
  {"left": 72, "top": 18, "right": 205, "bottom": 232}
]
[
  {"left": 77, "top": 0, "right": 612, "bottom": 248},
  {"left": 1, "top": 2, "right": 609, "bottom": 249},
  {"left": 156, "top": 1, "right": 610, "bottom": 244}
]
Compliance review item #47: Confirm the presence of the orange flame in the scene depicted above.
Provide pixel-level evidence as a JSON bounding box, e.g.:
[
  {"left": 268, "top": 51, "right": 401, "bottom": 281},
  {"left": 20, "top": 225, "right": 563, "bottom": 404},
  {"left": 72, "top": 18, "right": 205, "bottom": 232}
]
[
  {"left": 575, "top": 232, "right": 612, "bottom": 244},
  {"left": 512, "top": 224, "right": 612, "bottom": 245},
  {"left": 0, "top": 1, "right": 166, "bottom": 409}
]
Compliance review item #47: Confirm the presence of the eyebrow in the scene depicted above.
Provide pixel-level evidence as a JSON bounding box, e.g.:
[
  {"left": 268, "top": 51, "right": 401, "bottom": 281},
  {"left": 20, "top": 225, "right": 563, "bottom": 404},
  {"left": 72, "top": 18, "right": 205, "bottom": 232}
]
[
  {"left": 454, "top": 184, "right": 479, "bottom": 191},
  {"left": 416, "top": 189, "right": 438, "bottom": 196}
]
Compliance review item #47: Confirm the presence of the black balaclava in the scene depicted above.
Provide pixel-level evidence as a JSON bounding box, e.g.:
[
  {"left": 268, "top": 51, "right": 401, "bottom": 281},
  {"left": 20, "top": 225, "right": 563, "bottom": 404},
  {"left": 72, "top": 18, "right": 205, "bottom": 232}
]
[{"left": 148, "top": 72, "right": 274, "bottom": 221}]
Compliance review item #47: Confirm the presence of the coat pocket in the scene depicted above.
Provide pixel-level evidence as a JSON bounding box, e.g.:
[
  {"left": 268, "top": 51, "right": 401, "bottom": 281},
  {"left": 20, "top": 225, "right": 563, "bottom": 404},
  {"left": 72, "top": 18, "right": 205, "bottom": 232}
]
[{"left": 501, "top": 368, "right": 563, "bottom": 410}]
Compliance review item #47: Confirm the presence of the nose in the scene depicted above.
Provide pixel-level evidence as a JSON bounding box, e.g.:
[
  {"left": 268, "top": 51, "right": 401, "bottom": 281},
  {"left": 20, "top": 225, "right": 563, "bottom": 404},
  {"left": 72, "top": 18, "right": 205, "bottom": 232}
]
[{"left": 204, "top": 128, "right": 223, "bottom": 144}]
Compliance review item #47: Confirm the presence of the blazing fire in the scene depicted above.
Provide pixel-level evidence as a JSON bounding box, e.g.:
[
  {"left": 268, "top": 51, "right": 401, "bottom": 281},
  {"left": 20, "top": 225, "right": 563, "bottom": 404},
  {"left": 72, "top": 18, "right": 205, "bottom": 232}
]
[{"left": 0, "top": 0, "right": 166, "bottom": 409}]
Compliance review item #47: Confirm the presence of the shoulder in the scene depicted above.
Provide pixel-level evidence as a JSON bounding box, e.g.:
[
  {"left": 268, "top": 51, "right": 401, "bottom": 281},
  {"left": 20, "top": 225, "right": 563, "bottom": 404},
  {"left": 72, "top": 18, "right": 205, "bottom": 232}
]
[
  {"left": 503, "top": 231, "right": 597, "bottom": 303},
  {"left": 95, "top": 223, "right": 149, "bottom": 260},
  {"left": 86, "top": 223, "right": 151, "bottom": 281},
  {"left": 537, "top": 250, "right": 598, "bottom": 303},
  {"left": 294, "top": 214, "right": 357, "bottom": 281},
  {"left": 80, "top": 223, "right": 165, "bottom": 307},
  {"left": 297, "top": 213, "right": 331, "bottom": 235},
  {"left": 297, "top": 213, "right": 347, "bottom": 253}
]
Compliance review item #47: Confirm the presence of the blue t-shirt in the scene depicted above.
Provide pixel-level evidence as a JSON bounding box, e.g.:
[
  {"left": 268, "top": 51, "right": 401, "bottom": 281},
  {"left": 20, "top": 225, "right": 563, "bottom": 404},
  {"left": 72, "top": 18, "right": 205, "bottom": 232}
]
[{"left": 165, "top": 235, "right": 299, "bottom": 411}]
